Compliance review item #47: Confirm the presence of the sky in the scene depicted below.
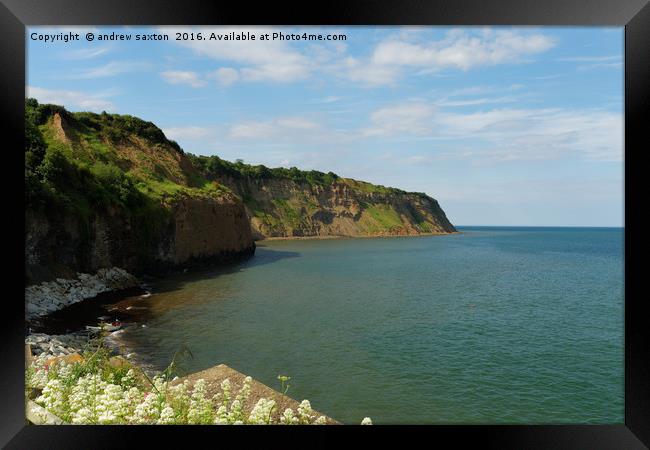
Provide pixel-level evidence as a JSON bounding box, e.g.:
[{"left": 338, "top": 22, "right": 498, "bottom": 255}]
[{"left": 27, "top": 26, "right": 624, "bottom": 227}]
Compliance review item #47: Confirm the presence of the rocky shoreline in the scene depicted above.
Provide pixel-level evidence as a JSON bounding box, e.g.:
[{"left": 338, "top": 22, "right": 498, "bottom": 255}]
[
  {"left": 25, "top": 267, "right": 144, "bottom": 362},
  {"left": 26, "top": 332, "right": 94, "bottom": 357},
  {"left": 25, "top": 267, "right": 139, "bottom": 320},
  {"left": 25, "top": 330, "right": 142, "bottom": 369},
  {"left": 260, "top": 231, "right": 460, "bottom": 241}
]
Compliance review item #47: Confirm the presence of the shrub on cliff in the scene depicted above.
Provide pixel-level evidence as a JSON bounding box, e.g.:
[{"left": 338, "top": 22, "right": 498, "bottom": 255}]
[
  {"left": 25, "top": 99, "right": 167, "bottom": 217},
  {"left": 188, "top": 153, "right": 340, "bottom": 187}
]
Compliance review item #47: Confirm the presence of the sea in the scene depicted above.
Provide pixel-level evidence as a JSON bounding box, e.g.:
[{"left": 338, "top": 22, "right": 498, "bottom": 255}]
[{"left": 113, "top": 226, "right": 624, "bottom": 424}]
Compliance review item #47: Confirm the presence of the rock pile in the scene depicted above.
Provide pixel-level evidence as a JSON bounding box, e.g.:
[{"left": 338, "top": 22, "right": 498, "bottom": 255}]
[
  {"left": 25, "top": 267, "right": 139, "bottom": 319},
  {"left": 26, "top": 333, "right": 91, "bottom": 357}
]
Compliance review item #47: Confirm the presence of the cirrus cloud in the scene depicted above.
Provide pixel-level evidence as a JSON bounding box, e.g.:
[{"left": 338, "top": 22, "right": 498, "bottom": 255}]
[{"left": 161, "top": 70, "right": 207, "bottom": 88}]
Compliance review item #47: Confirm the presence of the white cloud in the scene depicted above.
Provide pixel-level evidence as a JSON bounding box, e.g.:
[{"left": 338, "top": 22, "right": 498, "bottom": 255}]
[
  {"left": 557, "top": 55, "right": 623, "bottom": 71},
  {"left": 210, "top": 67, "right": 239, "bottom": 86},
  {"left": 27, "top": 86, "right": 116, "bottom": 111},
  {"left": 67, "top": 60, "right": 149, "bottom": 79},
  {"left": 158, "top": 27, "right": 555, "bottom": 88},
  {"left": 320, "top": 96, "right": 342, "bottom": 103},
  {"left": 363, "top": 101, "right": 623, "bottom": 162},
  {"left": 577, "top": 62, "right": 623, "bottom": 70},
  {"left": 161, "top": 70, "right": 206, "bottom": 88},
  {"left": 558, "top": 55, "right": 621, "bottom": 62},
  {"left": 63, "top": 46, "right": 112, "bottom": 60},
  {"left": 162, "top": 126, "right": 215, "bottom": 141},
  {"left": 347, "top": 29, "right": 555, "bottom": 87},
  {"left": 275, "top": 117, "right": 319, "bottom": 130},
  {"left": 161, "top": 26, "right": 310, "bottom": 84},
  {"left": 344, "top": 56, "right": 401, "bottom": 86},
  {"left": 436, "top": 96, "right": 518, "bottom": 107},
  {"left": 437, "top": 108, "right": 623, "bottom": 162},
  {"left": 363, "top": 102, "right": 434, "bottom": 136},
  {"left": 229, "top": 122, "right": 276, "bottom": 140},
  {"left": 230, "top": 116, "right": 319, "bottom": 139}
]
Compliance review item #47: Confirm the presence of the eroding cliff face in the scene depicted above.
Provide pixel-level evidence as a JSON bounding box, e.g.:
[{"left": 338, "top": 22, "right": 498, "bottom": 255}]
[
  {"left": 25, "top": 195, "right": 255, "bottom": 286},
  {"left": 213, "top": 176, "right": 456, "bottom": 238},
  {"left": 167, "top": 195, "right": 254, "bottom": 264}
]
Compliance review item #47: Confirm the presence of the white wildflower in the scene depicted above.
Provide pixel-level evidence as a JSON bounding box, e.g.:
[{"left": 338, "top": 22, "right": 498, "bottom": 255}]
[
  {"left": 130, "top": 391, "right": 161, "bottom": 424},
  {"left": 187, "top": 379, "right": 212, "bottom": 424},
  {"left": 313, "top": 415, "right": 327, "bottom": 425},
  {"left": 297, "top": 399, "right": 314, "bottom": 424},
  {"left": 214, "top": 405, "right": 229, "bottom": 424},
  {"left": 280, "top": 408, "right": 299, "bottom": 425},
  {"left": 157, "top": 405, "right": 176, "bottom": 425},
  {"left": 227, "top": 399, "right": 243, "bottom": 423},
  {"left": 248, "top": 398, "right": 276, "bottom": 425},
  {"left": 220, "top": 378, "right": 231, "bottom": 406},
  {"left": 71, "top": 407, "right": 94, "bottom": 424}
]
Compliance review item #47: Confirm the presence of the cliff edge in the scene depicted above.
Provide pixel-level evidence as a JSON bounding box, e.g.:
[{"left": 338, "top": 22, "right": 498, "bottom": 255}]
[
  {"left": 25, "top": 100, "right": 254, "bottom": 285},
  {"left": 189, "top": 157, "right": 456, "bottom": 239}
]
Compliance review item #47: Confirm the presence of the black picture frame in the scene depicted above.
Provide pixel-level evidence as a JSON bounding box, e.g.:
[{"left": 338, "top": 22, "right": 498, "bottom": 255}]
[{"left": 2, "top": 0, "right": 648, "bottom": 448}]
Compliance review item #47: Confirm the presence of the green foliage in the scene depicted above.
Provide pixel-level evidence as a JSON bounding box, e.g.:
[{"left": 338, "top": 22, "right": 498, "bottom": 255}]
[
  {"left": 25, "top": 98, "right": 183, "bottom": 153},
  {"left": 364, "top": 204, "right": 404, "bottom": 231},
  {"left": 29, "top": 147, "right": 146, "bottom": 217},
  {"left": 24, "top": 99, "right": 188, "bottom": 215},
  {"left": 271, "top": 199, "right": 305, "bottom": 229},
  {"left": 25, "top": 114, "right": 47, "bottom": 169},
  {"left": 25, "top": 98, "right": 69, "bottom": 126},
  {"left": 73, "top": 110, "right": 183, "bottom": 153},
  {"left": 188, "top": 154, "right": 340, "bottom": 187},
  {"left": 342, "top": 178, "right": 404, "bottom": 195}
]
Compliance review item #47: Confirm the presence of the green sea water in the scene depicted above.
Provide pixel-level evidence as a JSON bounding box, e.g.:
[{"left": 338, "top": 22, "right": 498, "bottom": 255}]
[{"left": 118, "top": 227, "right": 624, "bottom": 424}]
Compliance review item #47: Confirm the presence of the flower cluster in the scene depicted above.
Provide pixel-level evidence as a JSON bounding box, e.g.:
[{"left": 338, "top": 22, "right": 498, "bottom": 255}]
[{"left": 27, "top": 350, "right": 367, "bottom": 425}]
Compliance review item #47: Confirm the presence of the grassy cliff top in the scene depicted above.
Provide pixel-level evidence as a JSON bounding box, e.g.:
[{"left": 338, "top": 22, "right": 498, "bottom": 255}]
[
  {"left": 187, "top": 154, "right": 431, "bottom": 199},
  {"left": 25, "top": 100, "right": 433, "bottom": 219},
  {"left": 25, "top": 99, "right": 233, "bottom": 223}
]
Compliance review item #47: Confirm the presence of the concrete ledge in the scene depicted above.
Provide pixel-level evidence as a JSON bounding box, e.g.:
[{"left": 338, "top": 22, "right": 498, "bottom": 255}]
[{"left": 26, "top": 400, "right": 65, "bottom": 425}]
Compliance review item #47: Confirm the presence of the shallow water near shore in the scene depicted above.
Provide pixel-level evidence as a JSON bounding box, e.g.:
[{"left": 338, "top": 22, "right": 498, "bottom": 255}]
[{"left": 112, "top": 226, "right": 624, "bottom": 424}]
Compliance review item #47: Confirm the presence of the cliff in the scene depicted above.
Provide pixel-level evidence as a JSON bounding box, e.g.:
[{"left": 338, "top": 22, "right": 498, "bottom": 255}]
[
  {"left": 25, "top": 100, "right": 255, "bottom": 285},
  {"left": 25, "top": 100, "right": 455, "bottom": 285},
  {"left": 189, "top": 158, "right": 456, "bottom": 239}
]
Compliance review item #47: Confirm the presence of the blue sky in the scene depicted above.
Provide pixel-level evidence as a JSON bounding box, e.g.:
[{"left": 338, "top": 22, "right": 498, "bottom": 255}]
[{"left": 27, "top": 26, "right": 624, "bottom": 226}]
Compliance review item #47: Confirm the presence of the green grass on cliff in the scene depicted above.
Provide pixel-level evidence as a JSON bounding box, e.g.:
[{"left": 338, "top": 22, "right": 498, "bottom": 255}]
[
  {"left": 187, "top": 154, "right": 341, "bottom": 189},
  {"left": 187, "top": 153, "right": 411, "bottom": 197},
  {"left": 340, "top": 178, "right": 404, "bottom": 195},
  {"left": 25, "top": 99, "right": 229, "bottom": 219},
  {"left": 359, "top": 204, "right": 405, "bottom": 233},
  {"left": 271, "top": 199, "right": 309, "bottom": 230}
]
